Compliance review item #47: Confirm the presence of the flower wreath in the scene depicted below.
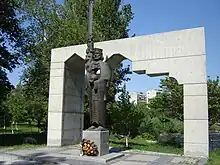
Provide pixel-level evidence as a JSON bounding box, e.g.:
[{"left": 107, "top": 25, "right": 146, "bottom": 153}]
[{"left": 80, "top": 139, "right": 99, "bottom": 156}]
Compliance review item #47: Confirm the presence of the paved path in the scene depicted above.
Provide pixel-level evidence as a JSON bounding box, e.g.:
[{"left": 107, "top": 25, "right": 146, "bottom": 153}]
[{"left": 0, "top": 146, "right": 207, "bottom": 165}]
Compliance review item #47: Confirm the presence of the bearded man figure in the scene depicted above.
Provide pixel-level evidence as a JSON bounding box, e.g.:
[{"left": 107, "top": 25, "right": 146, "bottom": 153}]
[{"left": 85, "top": 48, "right": 112, "bottom": 131}]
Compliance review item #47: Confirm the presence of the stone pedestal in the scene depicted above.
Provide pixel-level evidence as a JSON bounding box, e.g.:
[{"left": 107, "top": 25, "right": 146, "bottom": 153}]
[{"left": 83, "top": 130, "right": 109, "bottom": 156}]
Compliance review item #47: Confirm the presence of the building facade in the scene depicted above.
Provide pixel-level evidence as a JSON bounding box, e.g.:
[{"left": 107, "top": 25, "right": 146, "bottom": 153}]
[
  {"left": 129, "top": 89, "right": 160, "bottom": 104},
  {"left": 146, "top": 89, "right": 160, "bottom": 103}
]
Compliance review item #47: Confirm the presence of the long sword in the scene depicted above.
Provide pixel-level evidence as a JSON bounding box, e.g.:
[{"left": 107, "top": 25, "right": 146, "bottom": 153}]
[{"left": 87, "top": 0, "right": 94, "bottom": 53}]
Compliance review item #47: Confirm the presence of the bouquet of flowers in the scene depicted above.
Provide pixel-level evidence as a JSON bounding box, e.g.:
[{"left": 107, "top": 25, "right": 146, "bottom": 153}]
[{"left": 80, "top": 139, "right": 99, "bottom": 156}]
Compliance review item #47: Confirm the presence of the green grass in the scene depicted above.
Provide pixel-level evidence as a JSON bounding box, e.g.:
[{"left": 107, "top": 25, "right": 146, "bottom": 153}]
[
  {"left": 0, "top": 124, "right": 46, "bottom": 147},
  {"left": 206, "top": 149, "right": 220, "bottom": 165},
  {"left": 0, "top": 124, "right": 39, "bottom": 134},
  {"left": 0, "top": 125, "right": 219, "bottom": 165},
  {"left": 0, "top": 144, "right": 45, "bottom": 150},
  {"left": 109, "top": 135, "right": 183, "bottom": 155},
  {"left": 110, "top": 135, "right": 220, "bottom": 165},
  {"left": 0, "top": 131, "right": 218, "bottom": 165}
]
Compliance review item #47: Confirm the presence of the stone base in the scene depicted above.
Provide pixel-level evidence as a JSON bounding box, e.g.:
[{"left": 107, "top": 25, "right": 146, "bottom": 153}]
[
  {"left": 63, "top": 152, "right": 124, "bottom": 165},
  {"left": 83, "top": 130, "right": 109, "bottom": 156}
]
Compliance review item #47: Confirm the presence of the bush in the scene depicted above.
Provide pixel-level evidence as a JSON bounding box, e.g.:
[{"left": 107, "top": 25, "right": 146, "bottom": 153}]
[
  {"left": 0, "top": 133, "right": 46, "bottom": 146},
  {"left": 157, "top": 133, "right": 183, "bottom": 147},
  {"left": 210, "top": 124, "right": 220, "bottom": 132},
  {"left": 167, "top": 118, "right": 183, "bottom": 134},
  {"left": 140, "top": 115, "right": 183, "bottom": 138},
  {"left": 23, "top": 137, "right": 37, "bottom": 144},
  {"left": 139, "top": 132, "right": 156, "bottom": 141}
]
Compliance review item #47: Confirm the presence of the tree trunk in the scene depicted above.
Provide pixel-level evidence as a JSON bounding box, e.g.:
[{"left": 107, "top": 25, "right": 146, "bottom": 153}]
[
  {"left": 11, "top": 123, "right": 14, "bottom": 134},
  {"left": 3, "top": 116, "right": 5, "bottom": 130},
  {"left": 15, "top": 122, "right": 18, "bottom": 130},
  {"left": 125, "top": 136, "right": 128, "bottom": 148},
  {"left": 37, "top": 120, "right": 41, "bottom": 132}
]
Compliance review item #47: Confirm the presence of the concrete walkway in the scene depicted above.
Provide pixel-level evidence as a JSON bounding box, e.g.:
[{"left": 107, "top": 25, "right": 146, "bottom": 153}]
[{"left": 0, "top": 146, "right": 207, "bottom": 165}]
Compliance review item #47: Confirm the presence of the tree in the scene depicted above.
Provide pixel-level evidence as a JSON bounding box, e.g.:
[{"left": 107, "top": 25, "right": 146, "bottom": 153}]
[
  {"left": 144, "top": 77, "right": 184, "bottom": 136},
  {"left": 208, "top": 76, "right": 220, "bottom": 125},
  {"left": 5, "top": 84, "right": 29, "bottom": 132},
  {"left": 147, "top": 76, "right": 220, "bottom": 135},
  {"left": 0, "top": 0, "right": 22, "bottom": 71},
  {"left": 109, "top": 84, "right": 144, "bottom": 141},
  {"left": 0, "top": 71, "right": 13, "bottom": 126},
  {"left": 6, "top": 85, "right": 28, "bottom": 123},
  {"left": 15, "top": 0, "right": 134, "bottom": 130},
  {"left": 148, "top": 77, "right": 183, "bottom": 121},
  {"left": 20, "top": 61, "right": 49, "bottom": 130},
  {"left": 0, "top": 0, "right": 23, "bottom": 124}
]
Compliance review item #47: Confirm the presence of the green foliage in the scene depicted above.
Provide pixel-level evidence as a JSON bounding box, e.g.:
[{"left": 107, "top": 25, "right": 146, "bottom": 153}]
[
  {"left": 133, "top": 77, "right": 184, "bottom": 138},
  {"left": 139, "top": 105, "right": 184, "bottom": 138},
  {"left": 13, "top": 0, "right": 133, "bottom": 130},
  {"left": 21, "top": 61, "right": 49, "bottom": 129},
  {"left": 109, "top": 84, "right": 144, "bottom": 138},
  {"left": 0, "top": 0, "right": 23, "bottom": 124},
  {"left": 208, "top": 76, "right": 220, "bottom": 125},
  {"left": 6, "top": 83, "right": 47, "bottom": 130},
  {"left": 144, "top": 75, "right": 220, "bottom": 138},
  {"left": 108, "top": 63, "right": 131, "bottom": 102},
  {"left": 109, "top": 135, "right": 183, "bottom": 154},
  {"left": 143, "top": 77, "right": 184, "bottom": 136},
  {"left": 157, "top": 133, "right": 183, "bottom": 147},
  {"left": 207, "top": 149, "right": 220, "bottom": 165},
  {"left": 149, "top": 77, "right": 183, "bottom": 121},
  {"left": 134, "top": 132, "right": 156, "bottom": 141},
  {"left": 6, "top": 85, "right": 28, "bottom": 123},
  {"left": 0, "top": 0, "right": 22, "bottom": 71},
  {"left": 108, "top": 76, "right": 185, "bottom": 139},
  {"left": 210, "top": 124, "right": 220, "bottom": 132}
]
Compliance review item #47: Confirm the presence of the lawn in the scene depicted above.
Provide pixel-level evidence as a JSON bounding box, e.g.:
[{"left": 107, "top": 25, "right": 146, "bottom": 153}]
[
  {"left": 0, "top": 125, "right": 219, "bottom": 165},
  {"left": 0, "top": 124, "right": 39, "bottom": 134},
  {"left": 206, "top": 149, "right": 220, "bottom": 165},
  {"left": 1, "top": 135, "right": 219, "bottom": 165},
  {"left": 0, "top": 124, "right": 46, "bottom": 147},
  {"left": 110, "top": 135, "right": 220, "bottom": 165},
  {"left": 109, "top": 134, "right": 184, "bottom": 155},
  {"left": 0, "top": 144, "right": 45, "bottom": 150}
]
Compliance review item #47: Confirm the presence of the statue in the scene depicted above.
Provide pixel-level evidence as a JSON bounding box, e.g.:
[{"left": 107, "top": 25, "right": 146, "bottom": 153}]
[
  {"left": 85, "top": 0, "right": 112, "bottom": 131},
  {"left": 85, "top": 48, "right": 112, "bottom": 131}
]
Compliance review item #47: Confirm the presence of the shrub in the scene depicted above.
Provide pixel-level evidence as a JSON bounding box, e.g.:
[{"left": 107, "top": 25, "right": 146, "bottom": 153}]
[
  {"left": 135, "top": 133, "right": 156, "bottom": 141},
  {"left": 210, "top": 124, "right": 220, "bottom": 132},
  {"left": 157, "top": 133, "right": 183, "bottom": 147},
  {"left": 23, "top": 137, "right": 37, "bottom": 144}
]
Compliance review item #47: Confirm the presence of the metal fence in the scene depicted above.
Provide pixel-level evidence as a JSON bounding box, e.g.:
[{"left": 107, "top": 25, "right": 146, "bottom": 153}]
[{"left": 209, "top": 132, "right": 220, "bottom": 150}]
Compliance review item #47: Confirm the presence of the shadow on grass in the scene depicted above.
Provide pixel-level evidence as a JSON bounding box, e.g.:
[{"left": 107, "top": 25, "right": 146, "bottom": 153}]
[
  {"left": 0, "top": 132, "right": 47, "bottom": 147},
  {"left": 109, "top": 140, "right": 182, "bottom": 148},
  {"left": 109, "top": 140, "right": 152, "bottom": 147},
  {"left": 109, "top": 147, "right": 126, "bottom": 153},
  {"left": 109, "top": 140, "right": 183, "bottom": 155}
]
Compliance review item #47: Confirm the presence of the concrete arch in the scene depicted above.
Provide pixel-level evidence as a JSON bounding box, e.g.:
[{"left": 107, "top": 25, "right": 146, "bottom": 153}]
[
  {"left": 105, "top": 53, "right": 126, "bottom": 70},
  {"left": 47, "top": 53, "right": 85, "bottom": 146},
  {"left": 47, "top": 27, "right": 208, "bottom": 157}
]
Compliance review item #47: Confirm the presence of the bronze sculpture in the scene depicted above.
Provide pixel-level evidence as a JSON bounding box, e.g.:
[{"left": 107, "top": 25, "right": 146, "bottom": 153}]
[{"left": 85, "top": 0, "right": 112, "bottom": 131}]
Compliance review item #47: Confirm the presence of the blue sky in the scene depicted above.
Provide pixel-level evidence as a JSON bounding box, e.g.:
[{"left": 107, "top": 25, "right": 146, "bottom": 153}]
[{"left": 8, "top": 0, "right": 220, "bottom": 92}]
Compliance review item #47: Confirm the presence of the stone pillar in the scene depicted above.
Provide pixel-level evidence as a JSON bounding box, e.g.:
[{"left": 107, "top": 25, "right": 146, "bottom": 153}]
[
  {"left": 47, "top": 55, "right": 84, "bottom": 146},
  {"left": 62, "top": 63, "right": 84, "bottom": 145},
  {"left": 183, "top": 83, "right": 209, "bottom": 157},
  {"left": 47, "top": 62, "right": 65, "bottom": 146}
]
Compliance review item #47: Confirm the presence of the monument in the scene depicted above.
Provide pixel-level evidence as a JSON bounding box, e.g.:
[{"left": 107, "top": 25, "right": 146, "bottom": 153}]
[
  {"left": 83, "top": 0, "right": 111, "bottom": 156},
  {"left": 47, "top": 4, "right": 209, "bottom": 159},
  {"left": 85, "top": 0, "right": 111, "bottom": 131}
]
